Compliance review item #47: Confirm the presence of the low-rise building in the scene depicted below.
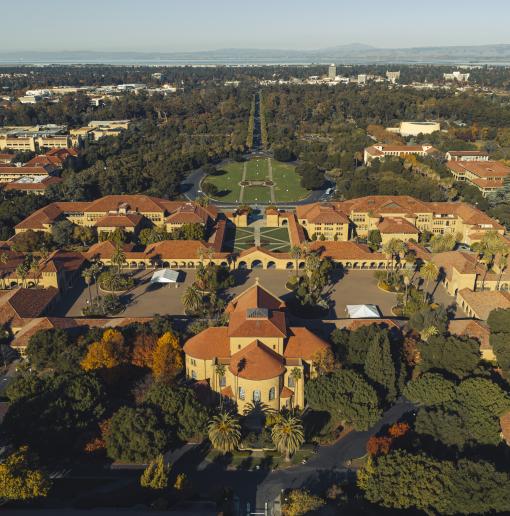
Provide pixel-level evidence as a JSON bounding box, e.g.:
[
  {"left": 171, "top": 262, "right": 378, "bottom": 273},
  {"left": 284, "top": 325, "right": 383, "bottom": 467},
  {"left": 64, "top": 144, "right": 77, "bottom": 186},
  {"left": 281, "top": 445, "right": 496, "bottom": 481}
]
[
  {"left": 0, "top": 287, "right": 59, "bottom": 333},
  {"left": 446, "top": 150, "right": 489, "bottom": 162},
  {"left": 386, "top": 121, "right": 441, "bottom": 137},
  {"left": 296, "top": 196, "right": 504, "bottom": 245},
  {"left": 0, "top": 165, "right": 54, "bottom": 184},
  {"left": 364, "top": 144, "right": 438, "bottom": 164},
  {"left": 3, "top": 175, "right": 63, "bottom": 195},
  {"left": 446, "top": 160, "right": 510, "bottom": 197},
  {"left": 14, "top": 195, "right": 218, "bottom": 236}
]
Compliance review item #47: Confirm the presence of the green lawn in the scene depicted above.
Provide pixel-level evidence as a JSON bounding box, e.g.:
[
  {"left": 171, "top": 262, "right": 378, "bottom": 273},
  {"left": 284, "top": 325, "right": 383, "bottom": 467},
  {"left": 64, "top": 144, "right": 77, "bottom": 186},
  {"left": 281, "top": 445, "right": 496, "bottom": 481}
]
[
  {"left": 271, "top": 160, "right": 310, "bottom": 202},
  {"left": 202, "top": 158, "right": 309, "bottom": 204},
  {"left": 202, "top": 162, "right": 244, "bottom": 202},
  {"left": 242, "top": 185, "right": 272, "bottom": 203},
  {"left": 260, "top": 227, "right": 291, "bottom": 252},
  {"left": 223, "top": 225, "right": 255, "bottom": 252},
  {"left": 245, "top": 158, "right": 269, "bottom": 180}
]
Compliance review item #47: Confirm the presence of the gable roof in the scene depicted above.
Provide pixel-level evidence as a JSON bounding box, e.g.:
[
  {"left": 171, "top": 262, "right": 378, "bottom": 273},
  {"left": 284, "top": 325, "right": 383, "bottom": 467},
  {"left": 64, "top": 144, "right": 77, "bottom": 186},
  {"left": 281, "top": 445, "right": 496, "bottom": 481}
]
[
  {"left": 229, "top": 340, "right": 285, "bottom": 381},
  {"left": 0, "top": 287, "right": 58, "bottom": 327},
  {"left": 226, "top": 282, "right": 285, "bottom": 314}
]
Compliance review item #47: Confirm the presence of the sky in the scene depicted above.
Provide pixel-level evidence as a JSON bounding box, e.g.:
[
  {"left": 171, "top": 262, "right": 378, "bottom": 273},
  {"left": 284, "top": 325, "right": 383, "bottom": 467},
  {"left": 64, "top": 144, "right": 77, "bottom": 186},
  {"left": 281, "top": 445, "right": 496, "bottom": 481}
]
[{"left": 3, "top": 0, "right": 510, "bottom": 52}]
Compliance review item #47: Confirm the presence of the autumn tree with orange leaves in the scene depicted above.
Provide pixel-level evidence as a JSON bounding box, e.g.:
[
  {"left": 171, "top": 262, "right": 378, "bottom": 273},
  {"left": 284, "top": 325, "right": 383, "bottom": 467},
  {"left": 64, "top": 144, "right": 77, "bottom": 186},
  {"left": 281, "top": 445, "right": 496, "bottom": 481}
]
[
  {"left": 80, "top": 329, "right": 128, "bottom": 371},
  {"left": 132, "top": 331, "right": 158, "bottom": 368},
  {"left": 367, "top": 422, "right": 410, "bottom": 457},
  {"left": 151, "top": 332, "right": 183, "bottom": 381}
]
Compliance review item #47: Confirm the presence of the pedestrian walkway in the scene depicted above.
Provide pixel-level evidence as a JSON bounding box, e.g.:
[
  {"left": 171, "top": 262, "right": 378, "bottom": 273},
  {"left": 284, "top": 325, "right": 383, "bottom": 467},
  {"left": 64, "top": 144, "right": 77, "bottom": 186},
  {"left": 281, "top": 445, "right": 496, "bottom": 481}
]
[
  {"left": 267, "top": 157, "right": 276, "bottom": 203},
  {"left": 239, "top": 161, "right": 248, "bottom": 203}
]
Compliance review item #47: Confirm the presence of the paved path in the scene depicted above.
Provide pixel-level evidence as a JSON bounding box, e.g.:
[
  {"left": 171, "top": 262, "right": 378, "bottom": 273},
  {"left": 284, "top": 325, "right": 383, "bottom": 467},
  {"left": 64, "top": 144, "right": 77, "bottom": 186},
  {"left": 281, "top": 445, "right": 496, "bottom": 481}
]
[
  {"left": 254, "top": 399, "right": 414, "bottom": 511},
  {"left": 267, "top": 157, "right": 276, "bottom": 203},
  {"left": 239, "top": 161, "right": 248, "bottom": 203}
]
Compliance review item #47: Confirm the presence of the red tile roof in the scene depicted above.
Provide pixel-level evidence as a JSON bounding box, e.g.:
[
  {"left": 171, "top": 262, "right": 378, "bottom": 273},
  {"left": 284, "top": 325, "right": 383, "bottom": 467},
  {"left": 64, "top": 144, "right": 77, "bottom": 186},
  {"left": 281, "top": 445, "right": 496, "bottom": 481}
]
[
  {"left": 229, "top": 340, "right": 285, "bottom": 381},
  {"left": 183, "top": 327, "right": 230, "bottom": 360},
  {"left": 284, "top": 327, "right": 329, "bottom": 360},
  {"left": 377, "top": 217, "right": 419, "bottom": 235}
]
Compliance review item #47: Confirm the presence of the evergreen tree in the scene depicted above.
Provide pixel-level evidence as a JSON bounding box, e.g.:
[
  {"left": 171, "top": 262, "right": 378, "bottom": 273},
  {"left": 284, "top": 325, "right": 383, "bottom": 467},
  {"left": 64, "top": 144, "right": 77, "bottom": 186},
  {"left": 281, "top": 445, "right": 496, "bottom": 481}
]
[{"left": 364, "top": 335, "right": 397, "bottom": 401}]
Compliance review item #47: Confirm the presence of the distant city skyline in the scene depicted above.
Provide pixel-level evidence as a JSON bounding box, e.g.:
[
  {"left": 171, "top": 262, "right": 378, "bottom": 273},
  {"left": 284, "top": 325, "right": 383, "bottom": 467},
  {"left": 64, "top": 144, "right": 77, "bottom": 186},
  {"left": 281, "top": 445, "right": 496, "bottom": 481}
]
[{"left": 2, "top": 0, "right": 510, "bottom": 52}]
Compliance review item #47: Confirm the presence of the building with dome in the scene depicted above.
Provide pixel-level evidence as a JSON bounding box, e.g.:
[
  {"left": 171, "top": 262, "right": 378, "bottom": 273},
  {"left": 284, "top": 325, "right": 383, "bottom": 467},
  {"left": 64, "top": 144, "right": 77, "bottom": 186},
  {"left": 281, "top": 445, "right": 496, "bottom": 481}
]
[{"left": 183, "top": 281, "right": 330, "bottom": 413}]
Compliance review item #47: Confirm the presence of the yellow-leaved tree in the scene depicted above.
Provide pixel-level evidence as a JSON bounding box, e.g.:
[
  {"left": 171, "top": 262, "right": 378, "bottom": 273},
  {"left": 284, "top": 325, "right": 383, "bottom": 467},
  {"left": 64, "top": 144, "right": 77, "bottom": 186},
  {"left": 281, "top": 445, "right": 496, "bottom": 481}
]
[
  {"left": 151, "top": 331, "right": 183, "bottom": 381},
  {"left": 0, "top": 447, "right": 51, "bottom": 501},
  {"left": 81, "top": 329, "right": 128, "bottom": 371}
]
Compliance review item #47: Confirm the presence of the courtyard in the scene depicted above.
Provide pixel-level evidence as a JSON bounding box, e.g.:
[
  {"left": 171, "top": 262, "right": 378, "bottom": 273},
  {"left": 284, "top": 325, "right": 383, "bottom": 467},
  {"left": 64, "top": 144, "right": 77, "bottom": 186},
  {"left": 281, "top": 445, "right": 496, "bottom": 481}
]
[{"left": 57, "top": 269, "right": 461, "bottom": 320}]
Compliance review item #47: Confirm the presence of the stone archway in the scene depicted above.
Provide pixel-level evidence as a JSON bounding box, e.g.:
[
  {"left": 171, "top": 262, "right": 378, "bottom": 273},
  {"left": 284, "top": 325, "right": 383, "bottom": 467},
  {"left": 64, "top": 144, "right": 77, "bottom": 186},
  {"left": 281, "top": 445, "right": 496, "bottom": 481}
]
[
  {"left": 267, "top": 261, "right": 276, "bottom": 269},
  {"left": 238, "top": 261, "right": 247, "bottom": 269},
  {"left": 251, "top": 260, "right": 263, "bottom": 269},
  {"left": 286, "top": 262, "right": 294, "bottom": 270}
]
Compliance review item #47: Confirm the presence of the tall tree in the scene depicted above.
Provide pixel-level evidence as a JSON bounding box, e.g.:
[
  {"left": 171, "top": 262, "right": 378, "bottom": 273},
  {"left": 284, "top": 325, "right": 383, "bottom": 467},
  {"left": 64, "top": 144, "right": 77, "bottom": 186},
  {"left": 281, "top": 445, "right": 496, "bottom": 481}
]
[
  {"left": 271, "top": 415, "right": 304, "bottom": 462},
  {"left": 364, "top": 335, "right": 397, "bottom": 401},
  {"left": 208, "top": 413, "right": 241, "bottom": 453}
]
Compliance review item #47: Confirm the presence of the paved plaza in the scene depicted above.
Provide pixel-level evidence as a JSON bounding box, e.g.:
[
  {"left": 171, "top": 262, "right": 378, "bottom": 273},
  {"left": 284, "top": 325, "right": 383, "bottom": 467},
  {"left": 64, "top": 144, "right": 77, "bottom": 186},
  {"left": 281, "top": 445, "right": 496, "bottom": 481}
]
[{"left": 58, "top": 268, "right": 462, "bottom": 320}]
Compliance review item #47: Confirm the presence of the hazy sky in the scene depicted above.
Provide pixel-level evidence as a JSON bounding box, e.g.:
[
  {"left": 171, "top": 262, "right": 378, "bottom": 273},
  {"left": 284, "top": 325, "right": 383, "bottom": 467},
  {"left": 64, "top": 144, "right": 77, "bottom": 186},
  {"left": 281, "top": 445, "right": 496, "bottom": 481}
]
[{"left": 4, "top": 0, "right": 510, "bottom": 52}]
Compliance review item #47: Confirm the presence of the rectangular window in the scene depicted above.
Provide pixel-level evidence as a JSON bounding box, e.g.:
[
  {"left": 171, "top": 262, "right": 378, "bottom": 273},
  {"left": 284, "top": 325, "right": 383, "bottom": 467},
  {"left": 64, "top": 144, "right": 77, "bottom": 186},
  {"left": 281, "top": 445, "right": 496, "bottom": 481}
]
[
  {"left": 219, "top": 376, "right": 226, "bottom": 387},
  {"left": 191, "top": 370, "right": 197, "bottom": 379},
  {"left": 238, "top": 386, "right": 245, "bottom": 400}
]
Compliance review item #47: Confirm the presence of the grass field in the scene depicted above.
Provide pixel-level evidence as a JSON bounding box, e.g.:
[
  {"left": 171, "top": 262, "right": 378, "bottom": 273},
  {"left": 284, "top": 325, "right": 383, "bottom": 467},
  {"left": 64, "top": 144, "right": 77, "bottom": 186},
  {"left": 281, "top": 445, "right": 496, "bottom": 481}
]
[
  {"left": 223, "top": 225, "right": 255, "bottom": 252},
  {"left": 271, "top": 160, "right": 310, "bottom": 202},
  {"left": 245, "top": 158, "right": 269, "bottom": 180},
  {"left": 259, "top": 227, "right": 291, "bottom": 252},
  {"left": 202, "top": 158, "right": 310, "bottom": 203}
]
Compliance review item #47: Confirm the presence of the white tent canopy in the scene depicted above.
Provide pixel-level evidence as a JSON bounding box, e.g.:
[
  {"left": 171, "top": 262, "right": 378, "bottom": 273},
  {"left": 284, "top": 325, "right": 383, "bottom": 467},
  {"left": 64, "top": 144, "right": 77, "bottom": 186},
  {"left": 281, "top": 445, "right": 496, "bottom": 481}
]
[
  {"left": 346, "top": 304, "right": 381, "bottom": 319},
  {"left": 150, "top": 269, "right": 180, "bottom": 284}
]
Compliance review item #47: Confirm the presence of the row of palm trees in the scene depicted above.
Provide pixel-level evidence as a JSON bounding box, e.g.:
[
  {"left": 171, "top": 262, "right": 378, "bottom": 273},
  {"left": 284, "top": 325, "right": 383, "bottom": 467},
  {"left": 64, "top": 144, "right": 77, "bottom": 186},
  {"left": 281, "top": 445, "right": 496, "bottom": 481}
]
[
  {"left": 207, "top": 412, "right": 305, "bottom": 462},
  {"left": 0, "top": 252, "right": 48, "bottom": 289},
  {"left": 81, "top": 261, "right": 103, "bottom": 304}
]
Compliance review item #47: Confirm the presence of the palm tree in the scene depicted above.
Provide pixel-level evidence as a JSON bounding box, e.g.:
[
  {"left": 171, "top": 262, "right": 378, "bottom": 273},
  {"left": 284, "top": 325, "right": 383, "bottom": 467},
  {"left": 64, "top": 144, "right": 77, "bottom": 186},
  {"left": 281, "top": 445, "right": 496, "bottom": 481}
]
[
  {"left": 208, "top": 413, "right": 241, "bottom": 453},
  {"left": 289, "top": 367, "right": 302, "bottom": 411},
  {"left": 90, "top": 261, "right": 102, "bottom": 298},
  {"left": 420, "top": 325, "right": 439, "bottom": 342},
  {"left": 82, "top": 267, "right": 93, "bottom": 305},
  {"left": 111, "top": 244, "right": 126, "bottom": 274},
  {"left": 0, "top": 252, "right": 8, "bottom": 290},
  {"left": 304, "top": 253, "right": 320, "bottom": 281},
  {"left": 15, "top": 263, "right": 29, "bottom": 288},
  {"left": 271, "top": 415, "right": 304, "bottom": 462},
  {"left": 497, "top": 252, "right": 509, "bottom": 291},
  {"left": 214, "top": 363, "right": 226, "bottom": 410},
  {"left": 402, "top": 269, "right": 413, "bottom": 308},
  {"left": 419, "top": 261, "right": 439, "bottom": 301},
  {"left": 182, "top": 285, "right": 203, "bottom": 314},
  {"left": 290, "top": 246, "right": 302, "bottom": 275}
]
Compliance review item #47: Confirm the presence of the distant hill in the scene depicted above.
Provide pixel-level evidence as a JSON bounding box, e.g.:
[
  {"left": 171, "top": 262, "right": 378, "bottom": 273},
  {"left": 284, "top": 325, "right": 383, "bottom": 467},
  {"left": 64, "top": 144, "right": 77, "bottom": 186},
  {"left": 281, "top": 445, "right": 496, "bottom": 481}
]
[{"left": 2, "top": 44, "right": 510, "bottom": 65}]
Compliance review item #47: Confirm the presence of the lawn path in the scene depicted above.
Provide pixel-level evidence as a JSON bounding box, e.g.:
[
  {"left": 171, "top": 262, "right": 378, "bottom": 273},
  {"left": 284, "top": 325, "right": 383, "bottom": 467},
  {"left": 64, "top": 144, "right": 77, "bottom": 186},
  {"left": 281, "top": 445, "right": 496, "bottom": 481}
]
[
  {"left": 239, "top": 161, "right": 247, "bottom": 203},
  {"left": 267, "top": 158, "right": 276, "bottom": 203}
]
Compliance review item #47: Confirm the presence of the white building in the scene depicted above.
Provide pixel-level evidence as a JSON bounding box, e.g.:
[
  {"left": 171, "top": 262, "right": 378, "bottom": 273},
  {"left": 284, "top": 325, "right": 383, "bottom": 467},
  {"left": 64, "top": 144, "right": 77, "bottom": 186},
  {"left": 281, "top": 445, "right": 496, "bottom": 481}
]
[
  {"left": 328, "top": 64, "right": 337, "bottom": 80},
  {"left": 387, "top": 121, "right": 441, "bottom": 138},
  {"left": 386, "top": 71, "right": 400, "bottom": 84},
  {"left": 444, "top": 71, "right": 470, "bottom": 82},
  {"left": 446, "top": 150, "right": 489, "bottom": 162}
]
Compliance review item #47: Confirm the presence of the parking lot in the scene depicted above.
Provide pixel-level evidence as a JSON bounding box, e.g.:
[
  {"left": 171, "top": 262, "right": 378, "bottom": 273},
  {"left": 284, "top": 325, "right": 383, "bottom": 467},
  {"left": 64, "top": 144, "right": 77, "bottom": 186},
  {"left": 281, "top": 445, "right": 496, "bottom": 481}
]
[{"left": 55, "top": 268, "right": 464, "bottom": 320}]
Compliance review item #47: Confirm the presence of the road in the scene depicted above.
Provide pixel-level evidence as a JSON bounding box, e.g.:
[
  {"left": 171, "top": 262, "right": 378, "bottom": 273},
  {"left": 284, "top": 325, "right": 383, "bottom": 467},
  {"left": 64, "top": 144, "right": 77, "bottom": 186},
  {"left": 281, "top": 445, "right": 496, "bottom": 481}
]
[
  {"left": 254, "top": 399, "right": 414, "bottom": 511},
  {"left": 167, "top": 399, "right": 414, "bottom": 514}
]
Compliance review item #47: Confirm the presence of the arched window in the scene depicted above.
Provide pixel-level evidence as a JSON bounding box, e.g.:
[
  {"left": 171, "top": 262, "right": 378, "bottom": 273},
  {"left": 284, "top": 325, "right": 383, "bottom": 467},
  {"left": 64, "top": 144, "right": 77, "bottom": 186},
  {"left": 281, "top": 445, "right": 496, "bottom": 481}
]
[
  {"left": 268, "top": 387, "right": 275, "bottom": 401},
  {"left": 238, "top": 386, "right": 245, "bottom": 400},
  {"left": 253, "top": 389, "right": 261, "bottom": 402}
]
